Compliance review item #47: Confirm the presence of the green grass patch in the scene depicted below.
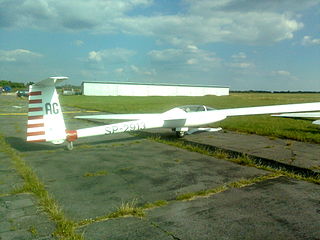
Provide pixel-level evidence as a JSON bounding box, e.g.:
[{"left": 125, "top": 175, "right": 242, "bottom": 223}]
[
  {"left": 83, "top": 170, "right": 108, "bottom": 177},
  {"left": 0, "top": 134, "right": 83, "bottom": 240},
  {"left": 111, "top": 199, "right": 145, "bottom": 218},
  {"left": 78, "top": 198, "right": 145, "bottom": 226},
  {"left": 142, "top": 200, "right": 169, "bottom": 209},
  {"left": 176, "top": 185, "right": 228, "bottom": 201},
  {"left": 176, "top": 173, "right": 281, "bottom": 201},
  {"left": 28, "top": 226, "right": 38, "bottom": 237}
]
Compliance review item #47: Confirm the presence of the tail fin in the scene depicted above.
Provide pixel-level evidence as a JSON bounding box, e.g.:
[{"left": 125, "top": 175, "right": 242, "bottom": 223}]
[{"left": 26, "top": 77, "right": 68, "bottom": 144}]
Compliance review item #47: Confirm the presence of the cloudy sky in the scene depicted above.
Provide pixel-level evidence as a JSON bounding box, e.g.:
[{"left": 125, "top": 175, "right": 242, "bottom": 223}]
[{"left": 0, "top": 0, "right": 319, "bottom": 91}]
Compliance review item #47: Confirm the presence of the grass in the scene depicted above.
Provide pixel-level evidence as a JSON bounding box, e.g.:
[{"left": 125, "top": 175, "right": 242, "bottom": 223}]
[
  {"left": 110, "top": 199, "right": 145, "bottom": 218},
  {"left": 83, "top": 170, "right": 108, "bottom": 177},
  {"left": 142, "top": 200, "right": 169, "bottom": 209},
  {"left": 78, "top": 199, "right": 146, "bottom": 226},
  {"left": 28, "top": 226, "right": 38, "bottom": 237},
  {"left": 61, "top": 93, "right": 320, "bottom": 143},
  {"left": 176, "top": 173, "right": 281, "bottom": 201}
]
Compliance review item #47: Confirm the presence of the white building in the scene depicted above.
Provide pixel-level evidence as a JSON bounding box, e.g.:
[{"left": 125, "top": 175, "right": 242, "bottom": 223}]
[{"left": 82, "top": 82, "right": 229, "bottom": 96}]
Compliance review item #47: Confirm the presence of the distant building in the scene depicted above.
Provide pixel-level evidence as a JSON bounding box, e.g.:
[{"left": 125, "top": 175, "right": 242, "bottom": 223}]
[{"left": 81, "top": 82, "right": 229, "bottom": 96}]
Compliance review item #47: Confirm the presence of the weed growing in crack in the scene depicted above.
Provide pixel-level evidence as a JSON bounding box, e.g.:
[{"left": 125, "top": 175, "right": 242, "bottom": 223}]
[
  {"left": 78, "top": 198, "right": 146, "bottom": 227},
  {"left": 111, "top": 199, "right": 145, "bottom": 218},
  {"left": 83, "top": 170, "right": 108, "bottom": 177},
  {"left": 142, "top": 200, "right": 169, "bottom": 209},
  {"left": 176, "top": 173, "right": 281, "bottom": 201}
]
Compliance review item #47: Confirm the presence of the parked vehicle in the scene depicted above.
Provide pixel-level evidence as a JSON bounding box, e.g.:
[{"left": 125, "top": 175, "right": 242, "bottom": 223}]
[{"left": 16, "top": 90, "right": 29, "bottom": 97}]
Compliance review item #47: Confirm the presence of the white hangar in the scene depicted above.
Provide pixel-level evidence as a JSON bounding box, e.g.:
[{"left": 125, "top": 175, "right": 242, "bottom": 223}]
[{"left": 82, "top": 82, "right": 229, "bottom": 96}]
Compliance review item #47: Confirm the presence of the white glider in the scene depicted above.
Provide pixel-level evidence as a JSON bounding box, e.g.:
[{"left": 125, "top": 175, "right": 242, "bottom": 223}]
[
  {"left": 272, "top": 112, "right": 320, "bottom": 125},
  {"left": 26, "top": 77, "right": 320, "bottom": 150}
]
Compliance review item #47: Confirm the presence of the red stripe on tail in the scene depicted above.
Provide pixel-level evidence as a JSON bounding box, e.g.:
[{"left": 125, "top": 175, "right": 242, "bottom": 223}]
[
  {"left": 29, "top": 91, "right": 42, "bottom": 96},
  {"left": 27, "top": 123, "right": 44, "bottom": 128},
  {"left": 29, "top": 107, "right": 43, "bottom": 112},
  {"left": 28, "top": 116, "right": 43, "bottom": 120},
  {"left": 29, "top": 99, "right": 42, "bottom": 104},
  {"left": 27, "top": 139, "right": 46, "bottom": 142},
  {"left": 27, "top": 131, "right": 45, "bottom": 136}
]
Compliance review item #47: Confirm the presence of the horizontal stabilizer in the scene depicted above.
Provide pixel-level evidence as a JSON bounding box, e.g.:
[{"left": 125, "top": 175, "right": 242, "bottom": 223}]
[
  {"left": 75, "top": 113, "right": 160, "bottom": 120},
  {"left": 33, "top": 76, "right": 68, "bottom": 87}
]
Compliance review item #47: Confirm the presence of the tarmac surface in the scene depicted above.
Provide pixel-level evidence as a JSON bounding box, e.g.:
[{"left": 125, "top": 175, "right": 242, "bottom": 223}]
[{"left": 0, "top": 94, "right": 319, "bottom": 240}]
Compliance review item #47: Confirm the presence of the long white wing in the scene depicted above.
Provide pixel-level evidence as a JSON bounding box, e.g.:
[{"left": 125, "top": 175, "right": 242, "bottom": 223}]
[
  {"left": 75, "top": 113, "right": 161, "bottom": 120},
  {"left": 271, "top": 111, "right": 320, "bottom": 125},
  {"left": 271, "top": 112, "right": 320, "bottom": 118},
  {"left": 215, "top": 102, "right": 320, "bottom": 117}
]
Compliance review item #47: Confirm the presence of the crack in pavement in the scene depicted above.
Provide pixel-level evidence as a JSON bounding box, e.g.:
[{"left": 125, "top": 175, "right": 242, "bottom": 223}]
[{"left": 150, "top": 221, "right": 182, "bottom": 240}]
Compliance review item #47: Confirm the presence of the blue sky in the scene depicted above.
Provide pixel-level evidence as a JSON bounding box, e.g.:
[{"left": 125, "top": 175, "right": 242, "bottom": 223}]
[{"left": 0, "top": 0, "right": 319, "bottom": 91}]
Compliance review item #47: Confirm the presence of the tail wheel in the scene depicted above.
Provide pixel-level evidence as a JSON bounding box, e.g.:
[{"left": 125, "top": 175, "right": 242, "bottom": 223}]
[
  {"left": 66, "top": 141, "right": 73, "bottom": 150},
  {"left": 176, "top": 131, "right": 185, "bottom": 138}
]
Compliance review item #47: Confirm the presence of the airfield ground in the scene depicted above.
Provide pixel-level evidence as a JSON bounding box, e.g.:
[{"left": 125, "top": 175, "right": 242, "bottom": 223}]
[{"left": 0, "top": 95, "right": 319, "bottom": 240}]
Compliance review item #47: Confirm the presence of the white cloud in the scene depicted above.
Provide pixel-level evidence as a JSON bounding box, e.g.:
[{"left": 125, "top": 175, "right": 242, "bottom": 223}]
[
  {"left": 117, "top": 12, "right": 302, "bottom": 45},
  {"left": 228, "top": 52, "right": 253, "bottom": 69},
  {"left": 302, "top": 36, "right": 320, "bottom": 46},
  {"left": 87, "top": 48, "right": 136, "bottom": 63},
  {"left": 0, "top": 0, "right": 310, "bottom": 45},
  {"left": 148, "top": 45, "right": 220, "bottom": 71},
  {"left": 273, "top": 70, "right": 291, "bottom": 76},
  {"left": 74, "top": 40, "right": 84, "bottom": 46},
  {"left": 232, "top": 52, "right": 247, "bottom": 60},
  {"left": 130, "top": 65, "right": 155, "bottom": 76},
  {"left": 115, "top": 68, "right": 124, "bottom": 73},
  {"left": 0, "top": 0, "right": 152, "bottom": 31},
  {"left": 229, "top": 62, "right": 253, "bottom": 69},
  {"left": 186, "top": 58, "right": 198, "bottom": 65},
  {"left": 272, "top": 70, "right": 298, "bottom": 81},
  {"left": 185, "top": 0, "right": 319, "bottom": 13},
  {"left": 0, "top": 49, "right": 42, "bottom": 62},
  {"left": 148, "top": 49, "right": 183, "bottom": 62}
]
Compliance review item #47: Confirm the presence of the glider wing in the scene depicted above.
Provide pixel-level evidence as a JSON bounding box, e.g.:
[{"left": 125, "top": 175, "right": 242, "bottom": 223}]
[
  {"left": 215, "top": 102, "right": 320, "bottom": 117},
  {"left": 271, "top": 112, "right": 320, "bottom": 118}
]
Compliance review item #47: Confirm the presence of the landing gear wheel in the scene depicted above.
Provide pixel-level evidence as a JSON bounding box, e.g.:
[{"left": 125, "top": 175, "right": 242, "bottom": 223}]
[
  {"left": 66, "top": 141, "right": 73, "bottom": 150},
  {"left": 176, "top": 131, "right": 185, "bottom": 138}
]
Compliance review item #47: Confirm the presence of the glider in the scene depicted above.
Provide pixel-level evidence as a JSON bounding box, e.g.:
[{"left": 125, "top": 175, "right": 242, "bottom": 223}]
[
  {"left": 26, "top": 77, "right": 320, "bottom": 150},
  {"left": 272, "top": 112, "right": 320, "bottom": 125}
]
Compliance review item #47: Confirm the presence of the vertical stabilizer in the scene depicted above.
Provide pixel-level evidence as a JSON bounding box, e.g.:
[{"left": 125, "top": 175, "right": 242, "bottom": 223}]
[{"left": 26, "top": 77, "right": 68, "bottom": 144}]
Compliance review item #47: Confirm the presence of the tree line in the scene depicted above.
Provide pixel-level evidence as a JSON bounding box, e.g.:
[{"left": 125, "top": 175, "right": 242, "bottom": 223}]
[{"left": 0, "top": 80, "right": 34, "bottom": 89}]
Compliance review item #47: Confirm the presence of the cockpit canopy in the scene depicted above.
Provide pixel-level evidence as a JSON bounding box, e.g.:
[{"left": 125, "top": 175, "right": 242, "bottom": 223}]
[{"left": 178, "top": 105, "right": 215, "bottom": 113}]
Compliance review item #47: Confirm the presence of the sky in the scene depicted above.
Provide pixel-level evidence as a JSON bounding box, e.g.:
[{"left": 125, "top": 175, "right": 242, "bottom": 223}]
[{"left": 0, "top": 0, "right": 319, "bottom": 91}]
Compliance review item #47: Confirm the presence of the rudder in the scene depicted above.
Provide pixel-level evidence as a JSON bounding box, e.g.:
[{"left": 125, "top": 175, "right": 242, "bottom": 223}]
[{"left": 26, "top": 77, "right": 68, "bottom": 144}]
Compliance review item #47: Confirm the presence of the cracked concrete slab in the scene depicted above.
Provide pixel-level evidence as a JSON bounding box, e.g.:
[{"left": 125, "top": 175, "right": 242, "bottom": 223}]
[
  {"left": 147, "top": 176, "right": 320, "bottom": 240},
  {"left": 0, "top": 194, "right": 55, "bottom": 239},
  {"left": 185, "top": 131, "right": 320, "bottom": 171},
  {"left": 79, "top": 177, "right": 320, "bottom": 240},
  {"left": 78, "top": 218, "right": 172, "bottom": 240},
  {"left": 22, "top": 138, "right": 267, "bottom": 220}
]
